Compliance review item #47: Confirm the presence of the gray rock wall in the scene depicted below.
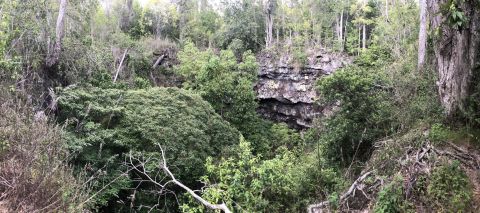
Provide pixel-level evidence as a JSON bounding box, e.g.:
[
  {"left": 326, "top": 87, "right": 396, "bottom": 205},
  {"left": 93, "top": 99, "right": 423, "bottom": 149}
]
[{"left": 255, "top": 50, "right": 351, "bottom": 129}]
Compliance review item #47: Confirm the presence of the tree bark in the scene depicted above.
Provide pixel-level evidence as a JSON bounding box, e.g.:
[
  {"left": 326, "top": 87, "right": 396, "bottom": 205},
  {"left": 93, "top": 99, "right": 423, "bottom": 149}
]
[
  {"left": 427, "top": 0, "right": 480, "bottom": 118},
  {"left": 46, "top": 0, "right": 68, "bottom": 68},
  {"left": 417, "top": 0, "right": 428, "bottom": 70}
]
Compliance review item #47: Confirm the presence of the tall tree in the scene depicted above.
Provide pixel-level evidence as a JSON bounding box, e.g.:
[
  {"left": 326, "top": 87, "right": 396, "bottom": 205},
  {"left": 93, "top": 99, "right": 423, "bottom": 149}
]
[
  {"left": 427, "top": 0, "right": 480, "bottom": 118},
  {"left": 46, "top": 0, "right": 68, "bottom": 68},
  {"left": 417, "top": 0, "right": 427, "bottom": 70},
  {"left": 264, "top": 0, "right": 276, "bottom": 47}
]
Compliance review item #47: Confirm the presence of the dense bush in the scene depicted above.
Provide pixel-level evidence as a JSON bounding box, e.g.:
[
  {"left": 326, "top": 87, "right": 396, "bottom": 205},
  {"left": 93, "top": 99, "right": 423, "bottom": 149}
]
[
  {"left": 317, "top": 63, "right": 393, "bottom": 166},
  {"left": 427, "top": 160, "right": 473, "bottom": 211},
  {"left": 181, "top": 137, "right": 343, "bottom": 213},
  {"left": 374, "top": 175, "right": 412, "bottom": 213},
  {"left": 58, "top": 86, "right": 240, "bottom": 209},
  {"left": 176, "top": 42, "right": 284, "bottom": 154}
]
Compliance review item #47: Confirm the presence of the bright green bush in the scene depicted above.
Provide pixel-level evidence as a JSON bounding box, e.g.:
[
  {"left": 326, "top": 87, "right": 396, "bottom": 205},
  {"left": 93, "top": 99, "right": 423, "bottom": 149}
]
[
  {"left": 427, "top": 160, "right": 473, "bottom": 211},
  {"left": 429, "top": 123, "right": 450, "bottom": 144},
  {"left": 176, "top": 42, "right": 283, "bottom": 154},
  {"left": 58, "top": 86, "right": 240, "bottom": 209},
  {"left": 374, "top": 175, "right": 412, "bottom": 213},
  {"left": 181, "top": 137, "right": 343, "bottom": 213}
]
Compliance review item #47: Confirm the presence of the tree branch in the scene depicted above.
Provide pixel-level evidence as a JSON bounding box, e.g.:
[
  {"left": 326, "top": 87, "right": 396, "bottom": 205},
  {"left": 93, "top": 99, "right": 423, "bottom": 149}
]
[
  {"left": 128, "top": 145, "right": 232, "bottom": 213},
  {"left": 113, "top": 49, "right": 128, "bottom": 83}
]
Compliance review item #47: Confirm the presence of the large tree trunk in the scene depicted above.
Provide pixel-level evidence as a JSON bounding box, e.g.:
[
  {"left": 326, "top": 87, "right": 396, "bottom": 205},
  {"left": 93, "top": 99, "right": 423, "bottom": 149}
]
[
  {"left": 265, "top": 0, "right": 275, "bottom": 47},
  {"left": 427, "top": 0, "right": 480, "bottom": 118},
  {"left": 417, "top": 0, "right": 428, "bottom": 70},
  {"left": 46, "top": 0, "right": 67, "bottom": 68}
]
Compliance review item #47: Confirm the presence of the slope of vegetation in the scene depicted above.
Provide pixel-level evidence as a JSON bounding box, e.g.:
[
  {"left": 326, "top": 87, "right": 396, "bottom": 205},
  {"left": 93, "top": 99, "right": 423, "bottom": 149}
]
[{"left": 0, "top": 0, "right": 479, "bottom": 212}]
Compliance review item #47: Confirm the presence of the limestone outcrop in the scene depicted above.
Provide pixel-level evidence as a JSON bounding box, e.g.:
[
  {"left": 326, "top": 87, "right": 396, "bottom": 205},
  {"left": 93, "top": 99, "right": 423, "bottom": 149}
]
[{"left": 255, "top": 49, "right": 351, "bottom": 129}]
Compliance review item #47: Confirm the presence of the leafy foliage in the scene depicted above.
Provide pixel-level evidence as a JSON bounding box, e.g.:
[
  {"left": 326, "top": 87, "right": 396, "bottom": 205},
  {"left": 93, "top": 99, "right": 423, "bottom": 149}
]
[
  {"left": 0, "top": 98, "right": 87, "bottom": 212},
  {"left": 374, "top": 175, "right": 412, "bottom": 213},
  {"left": 175, "top": 41, "right": 274, "bottom": 151},
  {"left": 58, "top": 86, "right": 240, "bottom": 209},
  {"left": 427, "top": 160, "right": 473, "bottom": 211},
  {"left": 317, "top": 61, "right": 393, "bottom": 165},
  {"left": 440, "top": 0, "right": 469, "bottom": 29},
  {"left": 181, "top": 138, "right": 343, "bottom": 213}
]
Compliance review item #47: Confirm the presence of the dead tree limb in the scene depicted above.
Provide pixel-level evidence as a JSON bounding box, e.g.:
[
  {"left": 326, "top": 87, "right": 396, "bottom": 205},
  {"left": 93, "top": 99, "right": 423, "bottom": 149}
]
[
  {"left": 128, "top": 145, "right": 232, "bottom": 213},
  {"left": 152, "top": 54, "right": 165, "bottom": 69},
  {"left": 113, "top": 49, "right": 128, "bottom": 83},
  {"left": 307, "top": 171, "right": 373, "bottom": 213}
]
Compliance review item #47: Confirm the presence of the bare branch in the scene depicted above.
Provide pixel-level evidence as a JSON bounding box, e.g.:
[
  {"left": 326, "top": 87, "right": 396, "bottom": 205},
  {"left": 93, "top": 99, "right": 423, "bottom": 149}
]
[
  {"left": 308, "top": 171, "right": 373, "bottom": 213},
  {"left": 113, "top": 49, "right": 128, "bottom": 83},
  {"left": 128, "top": 145, "right": 232, "bottom": 213}
]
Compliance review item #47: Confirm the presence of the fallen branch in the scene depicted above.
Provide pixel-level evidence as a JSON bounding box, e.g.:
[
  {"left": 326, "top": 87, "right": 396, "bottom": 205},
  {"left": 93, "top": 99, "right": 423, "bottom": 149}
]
[
  {"left": 152, "top": 54, "right": 166, "bottom": 69},
  {"left": 308, "top": 171, "right": 373, "bottom": 213}
]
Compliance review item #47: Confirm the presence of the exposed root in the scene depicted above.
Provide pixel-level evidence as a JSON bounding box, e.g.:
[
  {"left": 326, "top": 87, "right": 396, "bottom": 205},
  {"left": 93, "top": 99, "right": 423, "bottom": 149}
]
[
  {"left": 308, "top": 171, "right": 376, "bottom": 213},
  {"left": 307, "top": 137, "right": 480, "bottom": 213}
]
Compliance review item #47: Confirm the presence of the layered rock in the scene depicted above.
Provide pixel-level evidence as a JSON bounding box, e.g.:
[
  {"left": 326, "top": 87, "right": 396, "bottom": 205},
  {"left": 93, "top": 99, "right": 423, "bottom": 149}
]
[{"left": 255, "top": 49, "right": 351, "bottom": 129}]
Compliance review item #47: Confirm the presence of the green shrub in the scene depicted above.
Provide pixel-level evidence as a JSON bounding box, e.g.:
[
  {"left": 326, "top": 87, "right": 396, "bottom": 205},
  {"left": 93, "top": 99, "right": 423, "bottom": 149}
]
[
  {"left": 181, "top": 138, "right": 343, "bottom": 213},
  {"left": 317, "top": 65, "right": 393, "bottom": 166},
  {"left": 429, "top": 123, "right": 450, "bottom": 144},
  {"left": 427, "top": 160, "right": 472, "bottom": 211},
  {"left": 58, "top": 86, "right": 240, "bottom": 209},
  {"left": 176, "top": 42, "right": 280, "bottom": 154},
  {"left": 374, "top": 175, "right": 412, "bottom": 213}
]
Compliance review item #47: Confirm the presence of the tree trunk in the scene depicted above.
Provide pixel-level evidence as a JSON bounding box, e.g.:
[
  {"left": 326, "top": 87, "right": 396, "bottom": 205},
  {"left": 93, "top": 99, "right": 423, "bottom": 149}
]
[
  {"left": 417, "top": 0, "right": 427, "bottom": 70},
  {"left": 362, "top": 24, "right": 366, "bottom": 50},
  {"left": 113, "top": 49, "right": 128, "bottom": 83},
  {"left": 276, "top": 26, "right": 280, "bottom": 44},
  {"left": 358, "top": 26, "right": 361, "bottom": 54},
  {"left": 120, "top": 0, "right": 133, "bottom": 32},
  {"left": 427, "top": 0, "right": 480, "bottom": 118},
  {"left": 343, "top": 8, "right": 349, "bottom": 52},
  {"left": 46, "top": 0, "right": 67, "bottom": 68},
  {"left": 385, "top": 0, "right": 389, "bottom": 20},
  {"left": 178, "top": 0, "right": 187, "bottom": 42},
  {"left": 265, "top": 13, "right": 273, "bottom": 47},
  {"left": 265, "top": 0, "right": 274, "bottom": 47},
  {"left": 339, "top": 9, "right": 344, "bottom": 48}
]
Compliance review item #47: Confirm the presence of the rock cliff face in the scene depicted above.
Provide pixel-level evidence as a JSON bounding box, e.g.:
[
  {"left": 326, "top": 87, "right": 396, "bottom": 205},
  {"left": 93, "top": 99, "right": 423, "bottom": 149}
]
[{"left": 255, "top": 50, "right": 351, "bottom": 129}]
